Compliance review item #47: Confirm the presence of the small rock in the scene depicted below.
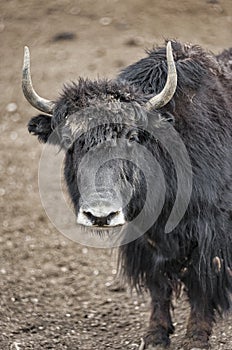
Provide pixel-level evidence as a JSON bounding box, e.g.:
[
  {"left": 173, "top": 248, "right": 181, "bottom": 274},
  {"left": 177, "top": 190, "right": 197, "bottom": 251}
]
[
  {"left": 82, "top": 247, "right": 88, "bottom": 254},
  {"left": 99, "top": 17, "right": 112, "bottom": 26},
  {"left": 6, "top": 102, "right": 17, "bottom": 113},
  {"left": 125, "top": 37, "right": 144, "bottom": 47},
  {"left": 2, "top": 220, "right": 8, "bottom": 228},
  {"left": 11, "top": 343, "right": 21, "bottom": 350},
  {"left": 51, "top": 32, "right": 77, "bottom": 42},
  {"left": 0, "top": 188, "right": 5, "bottom": 196},
  {"left": 68, "top": 7, "right": 81, "bottom": 15},
  {"left": 138, "top": 338, "right": 145, "bottom": 350},
  {"left": 31, "top": 298, "right": 39, "bottom": 304},
  {"left": 60, "top": 266, "right": 68, "bottom": 272},
  {"left": 212, "top": 4, "right": 224, "bottom": 13}
]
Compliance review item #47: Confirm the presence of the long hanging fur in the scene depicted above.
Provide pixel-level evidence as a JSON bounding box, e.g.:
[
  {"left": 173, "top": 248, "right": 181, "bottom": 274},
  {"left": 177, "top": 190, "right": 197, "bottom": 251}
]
[{"left": 118, "top": 40, "right": 232, "bottom": 314}]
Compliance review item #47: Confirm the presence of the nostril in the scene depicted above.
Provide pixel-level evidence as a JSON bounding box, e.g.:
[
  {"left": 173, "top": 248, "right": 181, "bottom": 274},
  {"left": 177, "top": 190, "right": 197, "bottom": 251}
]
[
  {"left": 83, "top": 211, "right": 95, "bottom": 221},
  {"left": 107, "top": 211, "right": 120, "bottom": 221},
  {"left": 105, "top": 211, "right": 121, "bottom": 226}
]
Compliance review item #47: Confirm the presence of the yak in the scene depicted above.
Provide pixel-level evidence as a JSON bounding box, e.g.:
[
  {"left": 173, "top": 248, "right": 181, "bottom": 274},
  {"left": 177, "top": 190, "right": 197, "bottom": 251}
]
[{"left": 22, "top": 40, "right": 232, "bottom": 349}]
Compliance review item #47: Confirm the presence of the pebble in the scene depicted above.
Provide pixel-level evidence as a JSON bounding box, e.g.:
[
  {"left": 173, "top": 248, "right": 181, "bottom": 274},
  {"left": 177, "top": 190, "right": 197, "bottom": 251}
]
[
  {"left": 11, "top": 343, "right": 21, "bottom": 350},
  {"left": 2, "top": 220, "right": 8, "bottom": 228},
  {"left": 52, "top": 32, "right": 77, "bottom": 42},
  {"left": 82, "top": 247, "right": 88, "bottom": 254},
  {"left": 31, "top": 298, "right": 39, "bottom": 304},
  {"left": 60, "top": 266, "right": 68, "bottom": 272},
  {"left": 6, "top": 102, "right": 17, "bottom": 113},
  {"left": 0, "top": 188, "right": 5, "bottom": 196},
  {"left": 68, "top": 6, "right": 81, "bottom": 15},
  {"left": 125, "top": 37, "right": 144, "bottom": 47},
  {"left": 99, "top": 17, "right": 112, "bottom": 26}
]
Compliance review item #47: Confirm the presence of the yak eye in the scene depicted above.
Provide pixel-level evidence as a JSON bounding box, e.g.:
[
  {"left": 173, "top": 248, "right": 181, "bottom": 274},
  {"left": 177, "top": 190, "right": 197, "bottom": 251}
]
[{"left": 127, "top": 131, "right": 139, "bottom": 144}]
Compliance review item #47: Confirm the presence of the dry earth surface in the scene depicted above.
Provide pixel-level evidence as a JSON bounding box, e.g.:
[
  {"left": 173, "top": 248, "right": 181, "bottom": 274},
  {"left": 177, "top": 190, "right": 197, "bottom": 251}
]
[{"left": 0, "top": 0, "right": 232, "bottom": 349}]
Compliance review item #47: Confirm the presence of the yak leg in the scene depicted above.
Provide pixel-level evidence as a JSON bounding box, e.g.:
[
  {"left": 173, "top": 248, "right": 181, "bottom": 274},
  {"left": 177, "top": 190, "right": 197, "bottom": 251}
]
[
  {"left": 183, "top": 274, "right": 214, "bottom": 350},
  {"left": 183, "top": 308, "right": 213, "bottom": 350},
  {"left": 143, "top": 279, "right": 174, "bottom": 349}
]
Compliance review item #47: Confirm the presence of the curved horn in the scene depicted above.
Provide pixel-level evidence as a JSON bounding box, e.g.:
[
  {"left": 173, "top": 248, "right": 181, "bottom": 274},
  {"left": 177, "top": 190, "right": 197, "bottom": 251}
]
[
  {"left": 22, "top": 46, "right": 55, "bottom": 115},
  {"left": 146, "top": 41, "right": 177, "bottom": 110}
]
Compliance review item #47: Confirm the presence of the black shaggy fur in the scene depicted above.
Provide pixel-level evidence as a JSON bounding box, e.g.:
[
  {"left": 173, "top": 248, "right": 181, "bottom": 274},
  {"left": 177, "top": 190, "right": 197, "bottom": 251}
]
[
  {"left": 216, "top": 47, "right": 232, "bottom": 71},
  {"left": 118, "top": 41, "right": 232, "bottom": 348},
  {"left": 118, "top": 42, "right": 232, "bottom": 293},
  {"left": 27, "top": 40, "right": 232, "bottom": 349}
]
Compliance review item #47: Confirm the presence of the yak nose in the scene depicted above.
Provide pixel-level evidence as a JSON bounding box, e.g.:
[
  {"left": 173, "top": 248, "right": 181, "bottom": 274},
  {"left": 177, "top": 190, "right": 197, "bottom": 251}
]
[
  {"left": 77, "top": 207, "right": 125, "bottom": 227},
  {"left": 84, "top": 211, "right": 119, "bottom": 226}
]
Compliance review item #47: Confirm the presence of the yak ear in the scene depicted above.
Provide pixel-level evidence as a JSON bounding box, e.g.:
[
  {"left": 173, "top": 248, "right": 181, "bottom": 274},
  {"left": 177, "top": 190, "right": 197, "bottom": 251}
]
[{"left": 28, "top": 114, "right": 59, "bottom": 144}]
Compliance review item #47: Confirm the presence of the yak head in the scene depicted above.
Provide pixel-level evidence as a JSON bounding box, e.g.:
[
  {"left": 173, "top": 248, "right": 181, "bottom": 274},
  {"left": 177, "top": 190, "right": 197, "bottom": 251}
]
[{"left": 22, "top": 42, "right": 177, "bottom": 237}]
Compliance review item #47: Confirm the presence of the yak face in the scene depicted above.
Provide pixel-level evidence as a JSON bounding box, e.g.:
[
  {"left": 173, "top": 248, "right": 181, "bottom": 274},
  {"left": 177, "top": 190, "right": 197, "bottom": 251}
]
[
  {"left": 70, "top": 127, "right": 144, "bottom": 229},
  {"left": 60, "top": 102, "right": 151, "bottom": 231},
  {"left": 28, "top": 98, "right": 174, "bottom": 233}
]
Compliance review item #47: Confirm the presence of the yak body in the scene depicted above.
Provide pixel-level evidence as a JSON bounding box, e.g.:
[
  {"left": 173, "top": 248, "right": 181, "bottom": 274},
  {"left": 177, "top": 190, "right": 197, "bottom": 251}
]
[{"left": 27, "top": 41, "right": 232, "bottom": 349}]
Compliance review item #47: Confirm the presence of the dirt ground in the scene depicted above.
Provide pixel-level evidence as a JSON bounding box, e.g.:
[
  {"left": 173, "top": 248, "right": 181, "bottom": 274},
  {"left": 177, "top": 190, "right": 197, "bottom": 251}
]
[{"left": 0, "top": 0, "right": 232, "bottom": 349}]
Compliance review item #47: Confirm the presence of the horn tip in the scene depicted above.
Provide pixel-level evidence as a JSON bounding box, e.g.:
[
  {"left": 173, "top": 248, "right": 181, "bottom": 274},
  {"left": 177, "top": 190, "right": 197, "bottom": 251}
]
[
  {"left": 23, "top": 46, "right": 30, "bottom": 75},
  {"left": 24, "top": 46, "right": 30, "bottom": 58}
]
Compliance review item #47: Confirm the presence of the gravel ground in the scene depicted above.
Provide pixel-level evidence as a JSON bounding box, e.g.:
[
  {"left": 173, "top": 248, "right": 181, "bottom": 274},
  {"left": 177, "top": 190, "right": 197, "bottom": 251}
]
[{"left": 0, "top": 0, "right": 232, "bottom": 349}]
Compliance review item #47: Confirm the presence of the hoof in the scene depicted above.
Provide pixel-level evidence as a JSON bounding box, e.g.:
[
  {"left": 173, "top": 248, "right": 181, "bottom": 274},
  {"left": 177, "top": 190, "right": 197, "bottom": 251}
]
[
  {"left": 182, "top": 339, "right": 210, "bottom": 350},
  {"left": 139, "top": 331, "right": 170, "bottom": 349},
  {"left": 180, "top": 348, "right": 209, "bottom": 350},
  {"left": 139, "top": 338, "right": 168, "bottom": 350},
  {"left": 186, "top": 348, "right": 209, "bottom": 350}
]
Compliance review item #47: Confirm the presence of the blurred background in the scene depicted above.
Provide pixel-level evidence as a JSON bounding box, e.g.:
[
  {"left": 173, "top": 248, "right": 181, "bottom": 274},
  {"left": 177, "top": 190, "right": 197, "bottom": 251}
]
[{"left": 0, "top": 1, "right": 231, "bottom": 349}]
